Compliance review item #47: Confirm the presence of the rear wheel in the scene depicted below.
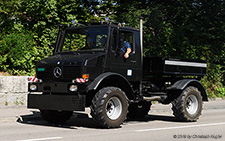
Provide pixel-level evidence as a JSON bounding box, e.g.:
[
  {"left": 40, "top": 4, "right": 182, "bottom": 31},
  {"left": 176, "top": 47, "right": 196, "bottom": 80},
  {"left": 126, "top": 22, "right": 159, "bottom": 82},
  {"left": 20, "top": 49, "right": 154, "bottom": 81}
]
[
  {"left": 91, "top": 87, "right": 128, "bottom": 128},
  {"left": 40, "top": 110, "right": 73, "bottom": 124},
  {"left": 172, "top": 86, "right": 203, "bottom": 121},
  {"left": 127, "top": 101, "right": 151, "bottom": 119}
]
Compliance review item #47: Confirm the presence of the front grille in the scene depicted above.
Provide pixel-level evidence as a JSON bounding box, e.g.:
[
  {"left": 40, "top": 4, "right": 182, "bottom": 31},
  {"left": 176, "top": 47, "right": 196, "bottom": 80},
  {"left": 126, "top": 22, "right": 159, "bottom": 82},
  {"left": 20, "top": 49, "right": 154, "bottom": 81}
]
[
  {"left": 62, "top": 66, "right": 82, "bottom": 79},
  {"left": 37, "top": 66, "right": 54, "bottom": 81},
  {"left": 37, "top": 66, "right": 82, "bottom": 82}
]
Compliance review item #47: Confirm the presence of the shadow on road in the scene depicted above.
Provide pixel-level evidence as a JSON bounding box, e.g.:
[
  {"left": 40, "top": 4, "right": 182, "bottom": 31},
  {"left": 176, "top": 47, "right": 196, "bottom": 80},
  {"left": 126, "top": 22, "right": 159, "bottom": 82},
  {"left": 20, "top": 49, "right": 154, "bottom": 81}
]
[
  {"left": 17, "top": 111, "right": 99, "bottom": 129},
  {"left": 17, "top": 111, "right": 179, "bottom": 129},
  {"left": 126, "top": 114, "right": 177, "bottom": 123}
]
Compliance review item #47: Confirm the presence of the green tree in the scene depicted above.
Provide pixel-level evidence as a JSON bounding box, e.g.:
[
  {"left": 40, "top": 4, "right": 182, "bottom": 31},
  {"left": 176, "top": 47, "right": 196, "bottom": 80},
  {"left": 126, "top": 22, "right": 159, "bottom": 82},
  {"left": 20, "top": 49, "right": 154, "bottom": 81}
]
[
  {"left": 114, "top": 0, "right": 225, "bottom": 98},
  {"left": 0, "top": 0, "right": 225, "bottom": 98},
  {"left": 0, "top": 31, "right": 44, "bottom": 75},
  {"left": 0, "top": 0, "right": 21, "bottom": 34},
  {"left": 0, "top": 0, "right": 96, "bottom": 75}
]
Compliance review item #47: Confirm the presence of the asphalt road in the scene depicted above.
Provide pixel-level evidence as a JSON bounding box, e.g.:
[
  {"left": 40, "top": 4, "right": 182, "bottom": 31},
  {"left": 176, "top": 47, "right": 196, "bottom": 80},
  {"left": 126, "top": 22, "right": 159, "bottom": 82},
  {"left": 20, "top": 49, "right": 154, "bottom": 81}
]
[{"left": 0, "top": 100, "right": 224, "bottom": 141}]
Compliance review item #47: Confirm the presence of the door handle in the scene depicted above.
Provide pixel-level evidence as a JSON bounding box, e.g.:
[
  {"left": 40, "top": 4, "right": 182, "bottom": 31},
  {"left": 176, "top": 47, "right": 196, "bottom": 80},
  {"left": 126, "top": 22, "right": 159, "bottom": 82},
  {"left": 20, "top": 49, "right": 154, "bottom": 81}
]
[{"left": 130, "top": 60, "right": 136, "bottom": 64}]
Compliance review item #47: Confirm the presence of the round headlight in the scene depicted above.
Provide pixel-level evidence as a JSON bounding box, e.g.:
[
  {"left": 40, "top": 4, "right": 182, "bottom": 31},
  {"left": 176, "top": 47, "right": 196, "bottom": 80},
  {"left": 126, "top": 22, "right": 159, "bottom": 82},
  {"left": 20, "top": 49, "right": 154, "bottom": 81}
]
[
  {"left": 30, "top": 84, "right": 37, "bottom": 91},
  {"left": 69, "top": 85, "right": 78, "bottom": 92}
]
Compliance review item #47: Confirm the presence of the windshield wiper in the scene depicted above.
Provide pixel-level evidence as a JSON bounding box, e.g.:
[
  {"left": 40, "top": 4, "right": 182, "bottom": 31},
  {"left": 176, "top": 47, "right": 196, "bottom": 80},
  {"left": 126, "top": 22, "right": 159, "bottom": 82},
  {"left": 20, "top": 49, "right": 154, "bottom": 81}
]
[
  {"left": 72, "top": 52, "right": 80, "bottom": 55},
  {"left": 57, "top": 51, "right": 81, "bottom": 55}
]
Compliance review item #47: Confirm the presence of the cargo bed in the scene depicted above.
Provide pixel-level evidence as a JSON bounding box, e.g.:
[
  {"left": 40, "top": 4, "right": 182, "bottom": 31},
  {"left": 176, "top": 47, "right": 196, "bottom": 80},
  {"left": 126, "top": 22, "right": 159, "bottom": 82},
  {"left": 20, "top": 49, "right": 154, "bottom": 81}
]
[{"left": 143, "top": 57, "right": 207, "bottom": 76}]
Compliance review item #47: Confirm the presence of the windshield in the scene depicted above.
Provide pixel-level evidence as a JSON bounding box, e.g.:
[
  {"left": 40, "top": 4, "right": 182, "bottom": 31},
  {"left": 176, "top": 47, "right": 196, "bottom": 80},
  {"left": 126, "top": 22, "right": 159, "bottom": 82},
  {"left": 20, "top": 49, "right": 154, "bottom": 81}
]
[{"left": 60, "top": 26, "right": 108, "bottom": 52}]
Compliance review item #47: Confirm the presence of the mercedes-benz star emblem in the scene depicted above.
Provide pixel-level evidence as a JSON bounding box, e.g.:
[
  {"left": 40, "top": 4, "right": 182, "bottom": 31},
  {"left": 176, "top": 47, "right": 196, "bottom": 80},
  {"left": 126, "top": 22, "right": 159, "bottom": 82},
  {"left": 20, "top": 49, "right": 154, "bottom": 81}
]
[{"left": 54, "top": 67, "right": 62, "bottom": 78}]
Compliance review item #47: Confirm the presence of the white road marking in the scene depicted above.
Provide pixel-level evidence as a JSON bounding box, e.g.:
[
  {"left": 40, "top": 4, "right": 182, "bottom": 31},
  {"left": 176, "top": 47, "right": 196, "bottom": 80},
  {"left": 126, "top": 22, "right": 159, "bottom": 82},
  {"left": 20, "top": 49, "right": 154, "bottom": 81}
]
[
  {"left": 135, "top": 122, "right": 225, "bottom": 132},
  {"left": 16, "top": 137, "right": 63, "bottom": 141}
]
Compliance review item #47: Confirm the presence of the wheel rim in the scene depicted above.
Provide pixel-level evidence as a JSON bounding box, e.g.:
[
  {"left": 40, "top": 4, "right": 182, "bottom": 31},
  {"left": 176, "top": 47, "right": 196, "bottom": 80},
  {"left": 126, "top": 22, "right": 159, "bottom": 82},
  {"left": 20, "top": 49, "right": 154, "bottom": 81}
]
[
  {"left": 186, "top": 95, "right": 198, "bottom": 115},
  {"left": 106, "top": 97, "right": 122, "bottom": 120}
]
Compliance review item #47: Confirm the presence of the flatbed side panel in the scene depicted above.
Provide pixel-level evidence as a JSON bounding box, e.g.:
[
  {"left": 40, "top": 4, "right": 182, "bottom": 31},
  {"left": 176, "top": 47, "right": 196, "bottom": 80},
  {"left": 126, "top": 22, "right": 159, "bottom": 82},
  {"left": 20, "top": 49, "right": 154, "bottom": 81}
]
[
  {"left": 164, "top": 59, "right": 207, "bottom": 75},
  {"left": 143, "top": 57, "right": 207, "bottom": 76},
  {"left": 28, "top": 94, "right": 85, "bottom": 111}
]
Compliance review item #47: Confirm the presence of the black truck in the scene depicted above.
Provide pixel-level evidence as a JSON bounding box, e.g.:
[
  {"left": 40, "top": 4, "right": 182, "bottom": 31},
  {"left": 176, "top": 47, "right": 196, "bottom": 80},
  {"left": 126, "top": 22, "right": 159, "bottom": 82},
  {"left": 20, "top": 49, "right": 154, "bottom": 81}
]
[{"left": 28, "top": 19, "right": 208, "bottom": 128}]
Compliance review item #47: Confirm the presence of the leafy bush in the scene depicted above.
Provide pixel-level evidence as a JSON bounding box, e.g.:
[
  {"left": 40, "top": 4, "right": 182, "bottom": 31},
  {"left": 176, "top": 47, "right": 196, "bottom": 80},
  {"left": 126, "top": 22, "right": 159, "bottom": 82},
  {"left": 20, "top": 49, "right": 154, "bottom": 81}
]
[
  {"left": 201, "top": 64, "right": 225, "bottom": 99},
  {"left": 0, "top": 31, "right": 52, "bottom": 75}
]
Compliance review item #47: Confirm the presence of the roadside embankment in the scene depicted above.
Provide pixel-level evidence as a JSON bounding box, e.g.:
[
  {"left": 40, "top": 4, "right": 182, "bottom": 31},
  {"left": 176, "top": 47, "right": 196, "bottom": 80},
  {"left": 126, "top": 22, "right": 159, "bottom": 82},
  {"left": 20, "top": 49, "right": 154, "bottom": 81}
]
[{"left": 0, "top": 76, "right": 29, "bottom": 107}]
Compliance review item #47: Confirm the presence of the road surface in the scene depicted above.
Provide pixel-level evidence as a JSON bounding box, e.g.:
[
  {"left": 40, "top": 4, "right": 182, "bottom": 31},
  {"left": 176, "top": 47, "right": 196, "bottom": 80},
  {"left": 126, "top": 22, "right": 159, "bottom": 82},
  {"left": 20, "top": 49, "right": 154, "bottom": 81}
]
[{"left": 0, "top": 100, "right": 224, "bottom": 141}]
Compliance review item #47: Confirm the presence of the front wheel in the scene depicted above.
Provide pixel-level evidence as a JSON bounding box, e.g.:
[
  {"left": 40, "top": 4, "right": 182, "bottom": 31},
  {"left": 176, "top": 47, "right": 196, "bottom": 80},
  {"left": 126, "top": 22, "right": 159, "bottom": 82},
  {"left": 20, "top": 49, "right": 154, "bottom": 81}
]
[
  {"left": 172, "top": 86, "right": 203, "bottom": 122},
  {"left": 90, "top": 87, "right": 128, "bottom": 128}
]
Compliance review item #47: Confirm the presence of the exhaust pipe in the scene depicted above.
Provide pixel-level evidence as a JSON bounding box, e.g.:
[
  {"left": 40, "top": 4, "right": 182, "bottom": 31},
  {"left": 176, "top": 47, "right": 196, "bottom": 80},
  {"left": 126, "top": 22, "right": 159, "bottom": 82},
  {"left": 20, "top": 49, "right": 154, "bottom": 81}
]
[
  {"left": 143, "top": 96, "right": 161, "bottom": 101},
  {"left": 140, "top": 18, "right": 143, "bottom": 55},
  {"left": 140, "top": 18, "right": 144, "bottom": 81}
]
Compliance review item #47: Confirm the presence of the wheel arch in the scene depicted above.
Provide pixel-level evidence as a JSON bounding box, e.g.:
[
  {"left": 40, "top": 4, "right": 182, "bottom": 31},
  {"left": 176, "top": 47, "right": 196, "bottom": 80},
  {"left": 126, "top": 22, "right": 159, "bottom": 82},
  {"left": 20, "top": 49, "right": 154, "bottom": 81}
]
[
  {"left": 87, "top": 72, "right": 134, "bottom": 100},
  {"left": 168, "top": 79, "right": 208, "bottom": 101}
]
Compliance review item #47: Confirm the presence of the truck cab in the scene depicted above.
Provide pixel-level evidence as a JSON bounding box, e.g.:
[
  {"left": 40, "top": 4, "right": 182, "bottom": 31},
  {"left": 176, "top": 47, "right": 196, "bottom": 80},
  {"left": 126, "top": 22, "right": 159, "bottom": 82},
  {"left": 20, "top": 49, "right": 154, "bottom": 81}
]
[{"left": 28, "top": 20, "right": 208, "bottom": 128}]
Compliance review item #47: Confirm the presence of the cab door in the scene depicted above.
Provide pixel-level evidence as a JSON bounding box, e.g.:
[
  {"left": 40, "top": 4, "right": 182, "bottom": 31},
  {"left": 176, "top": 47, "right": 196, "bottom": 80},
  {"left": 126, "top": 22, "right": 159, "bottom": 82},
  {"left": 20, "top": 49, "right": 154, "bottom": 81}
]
[{"left": 109, "top": 28, "right": 137, "bottom": 81}]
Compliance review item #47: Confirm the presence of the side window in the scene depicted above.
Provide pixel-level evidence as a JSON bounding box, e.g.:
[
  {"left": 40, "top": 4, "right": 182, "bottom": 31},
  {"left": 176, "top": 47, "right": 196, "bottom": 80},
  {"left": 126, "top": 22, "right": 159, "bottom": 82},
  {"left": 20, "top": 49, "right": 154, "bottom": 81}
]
[
  {"left": 111, "top": 29, "right": 135, "bottom": 53},
  {"left": 121, "top": 31, "right": 134, "bottom": 54}
]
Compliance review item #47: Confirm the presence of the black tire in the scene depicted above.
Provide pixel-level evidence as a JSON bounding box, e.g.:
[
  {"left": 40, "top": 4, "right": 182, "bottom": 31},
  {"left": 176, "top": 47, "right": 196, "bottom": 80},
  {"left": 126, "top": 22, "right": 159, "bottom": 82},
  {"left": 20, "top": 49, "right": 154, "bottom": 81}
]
[
  {"left": 172, "top": 86, "right": 203, "bottom": 122},
  {"left": 40, "top": 110, "right": 73, "bottom": 124},
  {"left": 127, "top": 101, "right": 151, "bottom": 119},
  {"left": 90, "top": 87, "right": 128, "bottom": 128}
]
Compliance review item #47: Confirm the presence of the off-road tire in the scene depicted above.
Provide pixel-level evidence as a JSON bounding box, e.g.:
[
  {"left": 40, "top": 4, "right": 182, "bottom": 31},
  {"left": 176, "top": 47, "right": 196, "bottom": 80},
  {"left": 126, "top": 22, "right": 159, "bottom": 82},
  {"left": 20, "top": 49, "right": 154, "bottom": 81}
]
[
  {"left": 40, "top": 110, "right": 73, "bottom": 124},
  {"left": 90, "top": 87, "right": 128, "bottom": 128},
  {"left": 127, "top": 101, "right": 151, "bottom": 119},
  {"left": 172, "top": 86, "right": 203, "bottom": 122}
]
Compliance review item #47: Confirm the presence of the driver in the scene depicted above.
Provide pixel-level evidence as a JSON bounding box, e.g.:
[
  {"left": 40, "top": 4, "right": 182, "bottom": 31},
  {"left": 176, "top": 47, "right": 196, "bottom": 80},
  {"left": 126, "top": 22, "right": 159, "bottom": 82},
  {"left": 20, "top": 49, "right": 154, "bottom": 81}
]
[{"left": 121, "top": 34, "right": 132, "bottom": 58}]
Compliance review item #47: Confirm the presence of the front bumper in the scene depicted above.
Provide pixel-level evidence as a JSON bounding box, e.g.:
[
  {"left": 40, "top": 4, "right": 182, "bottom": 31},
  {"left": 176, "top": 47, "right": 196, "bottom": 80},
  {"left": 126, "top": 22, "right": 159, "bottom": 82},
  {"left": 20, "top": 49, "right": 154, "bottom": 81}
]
[
  {"left": 28, "top": 94, "right": 85, "bottom": 111},
  {"left": 28, "top": 81, "right": 87, "bottom": 93},
  {"left": 28, "top": 81, "right": 87, "bottom": 111}
]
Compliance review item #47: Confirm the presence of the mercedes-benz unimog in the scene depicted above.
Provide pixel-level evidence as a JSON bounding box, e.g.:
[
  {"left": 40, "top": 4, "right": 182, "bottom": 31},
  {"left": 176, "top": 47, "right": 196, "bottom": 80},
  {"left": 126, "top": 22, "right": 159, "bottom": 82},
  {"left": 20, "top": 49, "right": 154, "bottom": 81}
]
[{"left": 28, "top": 19, "right": 207, "bottom": 128}]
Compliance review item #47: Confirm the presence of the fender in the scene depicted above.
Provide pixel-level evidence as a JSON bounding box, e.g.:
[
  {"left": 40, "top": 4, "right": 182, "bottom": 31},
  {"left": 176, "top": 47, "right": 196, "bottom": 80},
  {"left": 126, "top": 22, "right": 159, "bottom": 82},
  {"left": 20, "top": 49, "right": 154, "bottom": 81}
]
[
  {"left": 87, "top": 72, "right": 134, "bottom": 99},
  {"left": 168, "top": 79, "right": 208, "bottom": 101}
]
